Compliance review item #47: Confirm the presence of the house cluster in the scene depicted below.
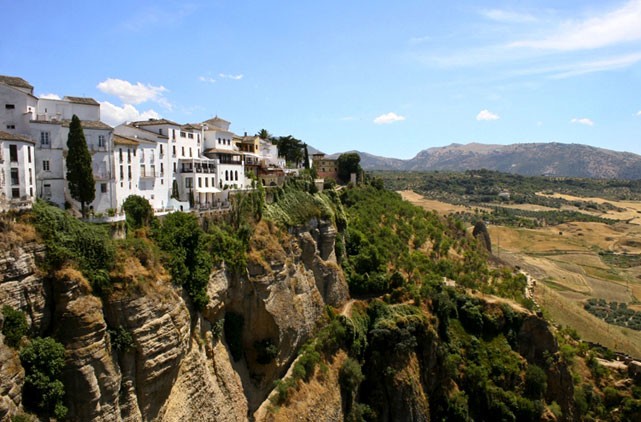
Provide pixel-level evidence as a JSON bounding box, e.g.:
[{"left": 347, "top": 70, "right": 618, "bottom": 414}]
[{"left": 0, "top": 75, "right": 289, "bottom": 217}]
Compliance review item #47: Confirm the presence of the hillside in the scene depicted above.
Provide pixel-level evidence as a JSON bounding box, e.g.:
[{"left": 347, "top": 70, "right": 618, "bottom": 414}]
[
  {"left": 1, "top": 179, "right": 640, "bottom": 421},
  {"left": 353, "top": 142, "right": 641, "bottom": 179}
]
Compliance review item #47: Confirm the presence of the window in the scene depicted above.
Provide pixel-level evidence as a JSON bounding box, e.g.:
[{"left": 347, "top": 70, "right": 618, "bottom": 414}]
[
  {"left": 173, "top": 162, "right": 177, "bottom": 172},
  {"left": 11, "top": 168, "right": 19, "bottom": 185},
  {"left": 141, "top": 165, "right": 146, "bottom": 177},
  {"left": 160, "top": 163, "right": 164, "bottom": 176},
  {"left": 119, "top": 148, "right": 123, "bottom": 162},
  {"left": 189, "top": 148, "right": 192, "bottom": 157},
  {"left": 198, "top": 177, "right": 202, "bottom": 188},
  {"left": 160, "top": 144, "right": 164, "bottom": 155},
  {"left": 128, "top": 166, "right": 132, "bottom": 180},
  {"left": 12, "top": 188, "right": 20, "bottom": 199},
  {"left": 119, "top": 165, "right": 124, "bottom": 179},
  {"left": 172, "top": 145, "right": 176, "bottom": 156},
  {"left": 43, "top": 184, "right": 51, "bottom": 198},
  {"left": 9, "top": 145, "right": 18, "bottom": 162},
  {"left": 181, "top": 146, "right": 185, "bottom": 156},
  {"left": 185, "top": 177, "right": 193, "bottom": 188},
  {"left": 205, "top": 178, "right": 209, "bottom": 187},
  {"left": 6, "top": 125, "right": 15, "bottom": 130},
  {"left": 101, "top": 183, "right": 107, "bottom": 193},
  {"left": 40, "top": 132, "right": 50, "bottom": 146},
  {"left": 225, "top": 170, "right": 228, "bottom": 181},
  {"left": 188, "top": 133, "right": 193, "bottom": 139},
  {"left": 158, "top": 128, "right": 163, "bottom": 135},
  {"left": 5, "top": 104, "right": 15, "bottom": 109},
  {"left": 28, "top": 146, "right": 31, "bottom": 163},
  {"left": 98, "top": 135, "right": 106, "bottom": 148},
  {"left": 127, "top": 149, "right": 131, "bottom": 162},
  {"left": 180, "top": 131, "right": 186, "bottom": 138},
  {"left": 235, "top": 170, "right": 238, "bottom": 181}
]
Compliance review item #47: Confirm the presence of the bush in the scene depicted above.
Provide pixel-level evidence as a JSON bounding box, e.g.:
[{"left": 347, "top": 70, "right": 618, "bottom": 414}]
[
  {"left": 19, "top": 337, "right": 67, "bottom": 419},
  {"left": 33, "top": 201, "right": 114, "bottom": 289},
  {"left": 254, "top": 338, "right": 279, "bottom": 364},
  {"left": 2, "top": 305, "right": 28, "bottom": 348},
  {"left": 108, "top": 325, "right": 135, "bottom": 352},
  {"left": 122, "top": 195, "right": 154, "bottom": 229},
  {"left": 154, "top": 212, "right": 211, "bottom": 309},
  {"left": 524, "top": 364, "right": 547, "bottom": 399}
]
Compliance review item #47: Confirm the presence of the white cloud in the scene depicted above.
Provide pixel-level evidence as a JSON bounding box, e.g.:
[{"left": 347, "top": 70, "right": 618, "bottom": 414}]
[
  {"left": 373, "top": 112, "right": 406, "bottom": 125},
  {"left": 510, "top": 0, "right": 641, "bottom": 51},
  {"left": 637, "top": 110, "right": 641, "bottom": 116},
  {"left": 219, "top": 73, "right": 243, "bottom": 80},
  {"left": 97, "top": 78, "right": 169, "bottom": 108},
  {"left": 199, "top": 76, "right": 216, "bottom": 83},
  {"left": 39, "top": 93, "right": 61, "bottom": 100},
  {"left": 481, "top": 9, "right": 537, "bottom": 24},
  {"left": 100, "top": 101, "right": 160, "bottom": 127},
  {"left": 571, "top": 117, "right": 594, "bottom": 126},
  {"left": 476, "top": 109, "right": 500, "bottom": 121}
]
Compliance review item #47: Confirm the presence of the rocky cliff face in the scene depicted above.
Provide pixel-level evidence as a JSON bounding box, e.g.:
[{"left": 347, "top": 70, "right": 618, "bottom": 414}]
[{"left": 0, "top": 216, "right": 347, "bottom": 421}]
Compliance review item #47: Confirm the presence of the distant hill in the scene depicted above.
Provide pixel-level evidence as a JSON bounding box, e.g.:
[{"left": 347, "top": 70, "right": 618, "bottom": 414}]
[{"left": 349, "top": 142, "right": 641, "bottom": 179}]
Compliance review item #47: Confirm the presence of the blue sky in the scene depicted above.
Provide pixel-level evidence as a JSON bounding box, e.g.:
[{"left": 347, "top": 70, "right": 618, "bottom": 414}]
[{"left": 2, "top": 0, "right": 641, "bottom": 158}]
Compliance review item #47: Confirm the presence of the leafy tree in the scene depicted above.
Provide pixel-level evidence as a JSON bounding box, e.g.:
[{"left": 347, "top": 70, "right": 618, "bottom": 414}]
[
  {"left": 122, "top": 195, "right": 154, "bottom": 229},
  {"left": 20, "top": 337, "right": 67, "bottom": 419},
  {"left": 256, "top": 128, "right": 271, "bottom": 140},
  {"left": 66, "top": 114, "right": 95, "bottom": 218},
  {"left": 337, "top": 153, "right": 362, "bottom": 183},
  {"left": 2, "top": 305, "right": 28, "bottom": 347},
  {"left": 154, "top": 212, "right": 211, "bottom": 309},
  {"left": 472, "top": 221, "right": 492, "bottom": 253},
  {"left": 276, "top": 135, "right": 304, "bottom": 166}
]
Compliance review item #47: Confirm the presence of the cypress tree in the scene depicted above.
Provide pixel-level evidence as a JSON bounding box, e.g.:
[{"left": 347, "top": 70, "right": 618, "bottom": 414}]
[{"left": 66, "top": 114, "right": 95, "bottom": 218}]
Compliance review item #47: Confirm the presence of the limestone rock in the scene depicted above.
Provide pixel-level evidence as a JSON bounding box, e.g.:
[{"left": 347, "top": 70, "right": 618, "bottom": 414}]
[
  {"left": 105, "top": 285, "right": 190, "bottom": 421},
  {"left": 52, "top": 270, "right": 122, "bottom": 421},
  {"left": 0, "top": 342, "right": 24, "bottom": 420}
]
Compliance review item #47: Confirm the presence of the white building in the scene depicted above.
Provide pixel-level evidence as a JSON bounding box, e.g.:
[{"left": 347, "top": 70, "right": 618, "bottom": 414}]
[
  {"left": 0, "top": 76, "right": 38, "bottom": 135},
  {"left": 1, "top": 74, "right": 289, "bottom": 216},
  {"left": 31, "top": 96, "right": 114, "bottom": 214},
  {"left": 201, "top": 116, "right": 246, "bottom": 192},
  {"left": 0, "top": 131, "right": 35, "bottom": 211}
]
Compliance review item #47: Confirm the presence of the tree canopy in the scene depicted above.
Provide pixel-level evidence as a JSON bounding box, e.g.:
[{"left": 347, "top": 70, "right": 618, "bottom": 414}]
[
  {"left": 337, "top": 152, "right": 362, "bottom": 183},
  {"left": 122, "top": 195, "right": 154, "bottom": 229},
  {"left": 66, "top": 114, "right": 95, "bottom": 217},
  {"left": 276, "top": 135, "right": 304, "bottom": 167},
  {"left": 256, "top": 129, "right": 272, "bottom": 140}
]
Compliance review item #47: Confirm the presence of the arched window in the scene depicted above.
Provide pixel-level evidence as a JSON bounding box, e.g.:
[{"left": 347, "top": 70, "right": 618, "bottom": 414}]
[
  {"left": 235, "top": 170, "right": 238, "bottom": 181},
  {"left": 225, "top": 170, "right": 229, "bottom": 181}
]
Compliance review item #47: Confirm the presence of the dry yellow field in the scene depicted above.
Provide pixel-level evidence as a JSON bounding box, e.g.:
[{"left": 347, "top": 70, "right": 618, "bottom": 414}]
[
  {"left": 398, "top": 190, "right": 490, "bottom": 215},
  {"left": 403, "top": 190, "right": 641, "bottom": 355},
  {"left": 538, "top": 192, "right": 641, "bottom": 224}
]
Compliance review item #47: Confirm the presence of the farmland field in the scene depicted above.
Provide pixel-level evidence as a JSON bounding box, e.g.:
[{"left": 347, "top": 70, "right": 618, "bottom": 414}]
[{"left": 400, "top": 189, "right": 641, "bottom": 357}]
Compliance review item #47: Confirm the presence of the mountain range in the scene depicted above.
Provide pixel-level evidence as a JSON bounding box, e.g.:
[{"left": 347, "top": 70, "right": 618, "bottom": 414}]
[{"left": 340, "top": 142, "right": 641, "bottom": 179}]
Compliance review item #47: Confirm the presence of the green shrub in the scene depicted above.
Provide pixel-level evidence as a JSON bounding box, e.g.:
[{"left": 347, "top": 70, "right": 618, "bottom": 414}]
[
  {"left": 19, "top": 337, "right": 67, "bottom": 419},
  {"left": 108, "top": 325, "right": 135, "bottom": 352},
  {"left": 122, "top": 195, "right": 154, "bottom": 229},
  {"left": 254, "top": 338, "right": 279, "bottom": 364},
  {"left": 524, "top": 364, "right": 547, "bottom": 399},
  {"left": 2, "top": 305, "right": 28, "bottom": 348},
  {"left": 154, "top": 212, "right": 211, "bottom": 309},
  {"left": 33, "top": 201, "right": 114, "bottom": 285}
]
